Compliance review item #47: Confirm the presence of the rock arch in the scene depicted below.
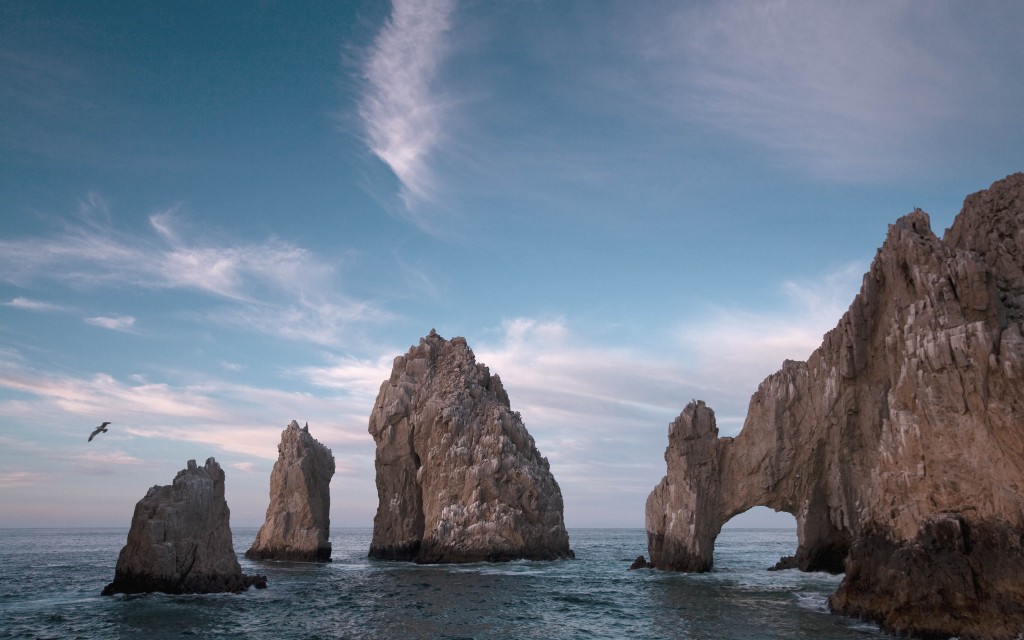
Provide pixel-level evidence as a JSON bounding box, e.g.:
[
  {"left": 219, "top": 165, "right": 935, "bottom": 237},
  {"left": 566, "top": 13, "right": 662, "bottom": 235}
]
[
  {"left": 644, "top": 173, "right": 1024, "bottom": 638},
  {"left": 645, "top": 398, "right": 849, "bottom": 574}
]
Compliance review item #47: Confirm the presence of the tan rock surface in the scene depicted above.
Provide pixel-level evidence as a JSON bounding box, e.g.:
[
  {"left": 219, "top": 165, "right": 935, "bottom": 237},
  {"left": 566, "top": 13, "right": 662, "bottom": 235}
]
[
  {"left": 368, "top": 330, "right": 573, "bottom": 563},
  {"left": 102, "top": 457, "right": 265, "bottom": 595},
  {"left": 246, "top": 420, "right": 335, "bottom": 562},
  {"left": 646, "top": 173, "right": 1024, "bottom": 638}
]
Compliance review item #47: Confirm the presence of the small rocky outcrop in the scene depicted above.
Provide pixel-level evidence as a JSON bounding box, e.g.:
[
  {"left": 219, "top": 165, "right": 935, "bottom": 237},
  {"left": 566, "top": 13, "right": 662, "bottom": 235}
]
[
  {"left": 628, "top": 555, "right": 652, "bottom": 570},
  {"left": 246, "top": 420, "right": 335, "bottom": 562},
  {"left": 767, "top": 555, "right": 798, "bottom": 571},
  {"left": 368, "top": 330, "right": 573, "bottom": 563},
  {"left": 645, "top": 173, "right": 1024, "bottom": 638},
  {"left": 102, "top": 458, "right": 266, "bottom": 595}
]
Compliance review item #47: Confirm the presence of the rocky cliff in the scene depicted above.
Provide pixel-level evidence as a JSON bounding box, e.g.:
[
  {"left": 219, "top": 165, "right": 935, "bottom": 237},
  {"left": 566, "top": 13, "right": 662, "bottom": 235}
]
[
  {"left": 246, "top": 420, "right": 335, "bottom": 562},
  {"left": 368, "top": 330, "right": 573, "bottom": 563},
  {"left": 102, "top": 457, "right": 266, "bottom": 595},
  {"left": 645, "top": 173, "right": 1024, "bottom": 638}
]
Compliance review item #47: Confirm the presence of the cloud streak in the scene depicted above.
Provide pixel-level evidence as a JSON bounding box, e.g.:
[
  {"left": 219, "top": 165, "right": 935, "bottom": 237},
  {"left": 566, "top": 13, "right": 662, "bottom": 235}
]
[
  {"left": 4, "top": 297, "right": 67, "bottom": 312},
  {"left": 673, "top": 261, "right": 866, "bottom": 425},
  {"left": 360, "top": 0, "right": 456, "bottom": 209},
  {"left": 634, "top": 1, "right": 1001, "bottom": 180},
  {"left": 0, "top": 203, "right": 390, "bottom": 346},
  {"left": 85, "top": 315, "right": 136, "bottom": 332},
  {"left": 0, "top": 357, "right": 375, "bottom": 461}
]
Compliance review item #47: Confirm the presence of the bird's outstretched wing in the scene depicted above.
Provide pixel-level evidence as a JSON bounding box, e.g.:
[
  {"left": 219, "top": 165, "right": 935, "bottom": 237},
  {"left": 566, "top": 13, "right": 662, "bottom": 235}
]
[{"left": 88, "top": 422, "right": 111, "bottom": 442}]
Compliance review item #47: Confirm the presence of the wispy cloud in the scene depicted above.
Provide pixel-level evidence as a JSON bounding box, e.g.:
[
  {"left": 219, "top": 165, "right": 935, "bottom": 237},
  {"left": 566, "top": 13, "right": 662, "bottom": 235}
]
[
  {"left": 292, "top": 353, "right": 395, "bottom": 398},
  {"left": 4, "top": 297, "right": 66, "bottom": 312},
  {"left": 84, "top": 315, "right": 135, "bottom": 332},
  {"left": 674, "top": 261, "right": 866, "bottom": 416},
  {"left": 67, "top": 449, "right": 146, "bottom": 475},
  {"left": 635, "top": 1, "right": 998, "bottom": 180},
  {"left": 0, "top": 358, "right": 374, "bottom": 461},
  {"left": 0, "top": 202, "right": 391, "bottom": 346},
  {"left": 477, "top": 318, "right": 691, "bottom": 425},
  {"left": 0, "top": 370, "right": 222, "bottom": 421},
  {"left": 360, "top": 0, "right": 457, "bottom": 210},
  {"left": 0, "top": 471, "right": 50, "bottom": 488}
]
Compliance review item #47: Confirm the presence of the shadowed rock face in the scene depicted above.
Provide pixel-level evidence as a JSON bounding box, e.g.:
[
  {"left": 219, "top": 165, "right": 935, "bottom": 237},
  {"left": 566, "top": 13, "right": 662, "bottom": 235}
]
[
  {"left": 246, "top": 420, "right": 335, "bottom": 562},
  {"left": 102, "top": 458, "right": 266, "bottom": 595},
  {"left": 368, "top": 330, "right": 573, "bottom": 563},
  {"left": 646, "top": 173, "right": 1024, "bottom": 638}
]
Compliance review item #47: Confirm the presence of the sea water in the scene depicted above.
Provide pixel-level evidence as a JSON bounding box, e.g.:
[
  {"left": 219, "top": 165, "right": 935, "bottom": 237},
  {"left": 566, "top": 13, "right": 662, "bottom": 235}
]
[{"left": 0, "top": 528, "right": 888, "bottom": 639}]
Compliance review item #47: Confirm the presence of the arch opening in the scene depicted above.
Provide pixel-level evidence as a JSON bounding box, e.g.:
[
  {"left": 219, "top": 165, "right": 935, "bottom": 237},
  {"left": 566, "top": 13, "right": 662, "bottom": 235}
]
[{"left": 720, "top": 507, "right": 799, "bottom": 571}]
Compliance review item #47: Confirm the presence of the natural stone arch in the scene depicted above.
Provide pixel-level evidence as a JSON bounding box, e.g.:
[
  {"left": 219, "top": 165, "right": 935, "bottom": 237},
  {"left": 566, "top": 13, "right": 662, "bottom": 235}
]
[
  {"left": 645, "top": 173, "right": 1024, "bottom": 638},
  {"left": 645, "top": 399, "right": 850, "bottom": 574}
]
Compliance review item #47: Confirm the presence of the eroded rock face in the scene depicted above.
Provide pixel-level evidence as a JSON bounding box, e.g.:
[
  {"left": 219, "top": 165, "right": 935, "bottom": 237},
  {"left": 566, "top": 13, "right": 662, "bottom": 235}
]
[
  {"left": 368, "top": 330, "right": 573, "bottom": 563},
  {"left": 102, "top": 458, "right": 266, "bottom": 595},
  {"left": 646, "top": 173, "right": 1024, "bottom": 638},
  {"left": 246, "top": 420, "right": 335, "bottom": 562}
]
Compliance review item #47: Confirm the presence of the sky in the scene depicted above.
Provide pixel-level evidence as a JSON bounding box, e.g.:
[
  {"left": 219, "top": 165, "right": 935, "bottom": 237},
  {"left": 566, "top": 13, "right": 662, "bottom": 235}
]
[{"left": 1, "top": 0, "right": 1022, "bottom": 532}]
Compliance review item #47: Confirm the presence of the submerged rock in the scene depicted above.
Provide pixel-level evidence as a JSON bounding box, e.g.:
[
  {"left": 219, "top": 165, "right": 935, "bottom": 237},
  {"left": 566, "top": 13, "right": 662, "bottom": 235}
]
[
  {"left": 102, "top": 458, "right": 266, "bottom": 595},
  {"left": 645, "top": 173, "right": 1024, "bottom": 638},
  {"left": 246, "top": 420, "right": 336, "bottom": 562},
  {"left": 368, "top": 330, "right": 573, "bottom": 563}
]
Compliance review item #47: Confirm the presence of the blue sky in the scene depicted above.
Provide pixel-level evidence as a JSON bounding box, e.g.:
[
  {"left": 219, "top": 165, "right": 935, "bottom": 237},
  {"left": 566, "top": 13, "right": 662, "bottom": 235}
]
[{"left": 1, "top": 0, "right": 1022, "bottom": 530}]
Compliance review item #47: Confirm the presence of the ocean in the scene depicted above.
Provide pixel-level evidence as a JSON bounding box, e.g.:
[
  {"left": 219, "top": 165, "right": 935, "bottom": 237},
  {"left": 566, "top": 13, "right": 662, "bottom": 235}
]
[{"left": 0, "top": 527, "right": 889, "bottom": 639}]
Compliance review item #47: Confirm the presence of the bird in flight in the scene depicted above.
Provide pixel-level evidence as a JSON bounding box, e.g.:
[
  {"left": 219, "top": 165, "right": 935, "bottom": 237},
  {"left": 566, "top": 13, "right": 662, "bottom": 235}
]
[{"left": 88, "top": 422, "right": 111, "bottom": 442}]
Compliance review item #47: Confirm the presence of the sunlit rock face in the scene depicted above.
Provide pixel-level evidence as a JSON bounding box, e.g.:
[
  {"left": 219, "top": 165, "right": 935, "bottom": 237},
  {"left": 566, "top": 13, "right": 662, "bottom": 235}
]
[
  {"left": 368, "top": 330, "right": 573, "bottom": 563},
  {"left": 103, "top": 458, "right": 266, "bottom": 595},
  {"left": 246, "top": 420, "right": 335, "bottom": 562},
  {"left": 646, "top": 173, "right": 1024, "bottom": 639}
]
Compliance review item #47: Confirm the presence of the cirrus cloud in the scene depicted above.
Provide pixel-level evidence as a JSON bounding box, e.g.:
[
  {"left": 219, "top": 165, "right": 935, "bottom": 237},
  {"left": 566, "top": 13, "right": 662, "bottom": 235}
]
[
  {"left": 85, "top": 315, "right": 135, "bottom": 332},
  {"left": 360, "top": 0, "right": 457, "bottom": 211},
  {"left": 0, "top": 199, "right": 391, "bottom": 346}
]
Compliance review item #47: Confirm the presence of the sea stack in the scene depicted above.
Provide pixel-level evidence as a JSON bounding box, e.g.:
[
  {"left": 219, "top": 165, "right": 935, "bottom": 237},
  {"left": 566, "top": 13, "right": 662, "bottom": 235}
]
[
  {"left": 246, "top": 420, "right": 336, "bottom": 562},
  {"left": 102, "top": 457, "right": 266, "bottom": 595},
  {"left": 645, "top": 173, "right": 1024, "bottom": 639},
  {"left": 368, "top": 330, "right": 573, "bottom": 563}
]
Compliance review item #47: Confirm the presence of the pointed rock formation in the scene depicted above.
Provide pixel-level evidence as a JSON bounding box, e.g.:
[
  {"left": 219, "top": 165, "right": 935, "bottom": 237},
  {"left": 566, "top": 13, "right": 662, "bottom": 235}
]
[
  {"left": 102, "top": 457, "right": 266, "bottom": 595},
  {"left": 368, "top": 330, "right": 573, "bottom": 563},
  {"left": 246, "top": 420, "right": 336, "bottom": 562},
  {"left": 645, "top": 173, "right": 1024, "bottom": 639}
]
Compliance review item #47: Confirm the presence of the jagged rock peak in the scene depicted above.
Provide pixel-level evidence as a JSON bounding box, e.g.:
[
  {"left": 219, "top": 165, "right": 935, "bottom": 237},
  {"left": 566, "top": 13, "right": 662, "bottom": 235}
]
[
  {"left": 368, "top": 330, "right": 573, "bottom": 563},
  {"left": 246, "top": 420, "right": 336, "bottom": 562},
  {"left": 102, "top": 457, "right": 266, "bottom": 595},
  {"left": 645, "top": 172, "right": 1024, "bottom": 639}
]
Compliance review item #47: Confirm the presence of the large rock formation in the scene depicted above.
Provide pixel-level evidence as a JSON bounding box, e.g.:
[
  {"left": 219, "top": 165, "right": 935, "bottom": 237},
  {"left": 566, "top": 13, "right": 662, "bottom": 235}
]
[
  {"left": 102, "top": 457, "right": 266, "bottom": 595},
  {"left": 646, "top": 173, "right": 1024, "bottom": 638},
  {"left": 246, "top": 420, "right": 335, "bottom": 562},
  {"left": 368, "top": 330, "right": 573, "bottom": 563}
]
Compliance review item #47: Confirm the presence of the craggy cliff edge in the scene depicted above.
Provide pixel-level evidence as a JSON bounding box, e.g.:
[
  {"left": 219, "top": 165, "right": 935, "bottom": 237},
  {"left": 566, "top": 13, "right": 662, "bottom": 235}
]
[
  {"left": 645, "top": 173, "right": 1024, "bottom": 638},
  {"left": 103, "top": 458, "right": 266, "bottom": 595},
  {"left": 246, "top": 420, "right": 335, "bottom": 562},
  {"left": 368, "top": 330, "right": 573, "bottom": 563}
]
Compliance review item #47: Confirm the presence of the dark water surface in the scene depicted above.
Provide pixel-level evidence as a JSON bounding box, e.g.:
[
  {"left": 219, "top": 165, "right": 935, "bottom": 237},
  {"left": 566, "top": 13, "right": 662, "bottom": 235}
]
[{"left": 0, "top": 528, "right": 888, "bottom": 639}]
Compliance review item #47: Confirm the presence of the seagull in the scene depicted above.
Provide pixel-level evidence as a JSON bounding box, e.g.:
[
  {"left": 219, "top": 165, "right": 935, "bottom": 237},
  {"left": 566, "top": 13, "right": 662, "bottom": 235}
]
[{"left": 88, "top": 422, "right": 110, "bottom": 442}]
